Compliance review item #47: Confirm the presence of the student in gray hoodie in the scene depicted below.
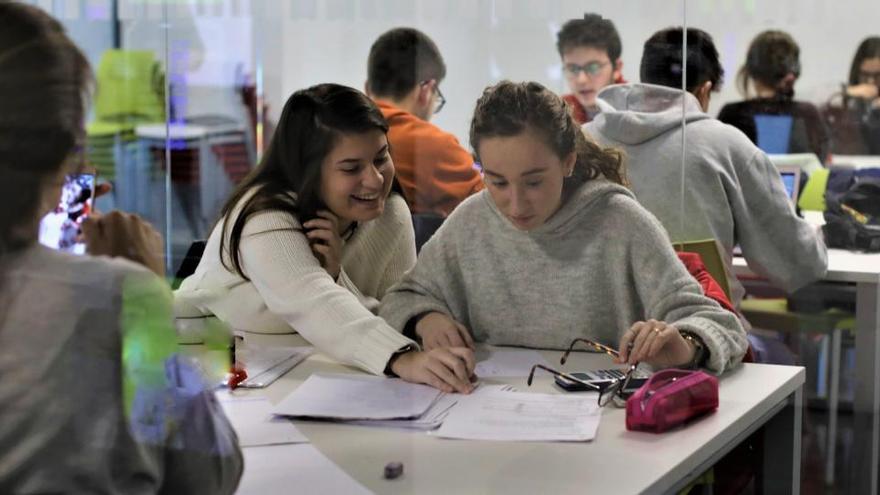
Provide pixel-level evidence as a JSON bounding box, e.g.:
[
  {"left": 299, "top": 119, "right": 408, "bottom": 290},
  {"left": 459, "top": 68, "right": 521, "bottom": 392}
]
[
  {"left": 585, "top": 27, "right": 827, "bottom": 308},
  {"left": 381, "top": 81, "right": 747, "bottom": 374}
]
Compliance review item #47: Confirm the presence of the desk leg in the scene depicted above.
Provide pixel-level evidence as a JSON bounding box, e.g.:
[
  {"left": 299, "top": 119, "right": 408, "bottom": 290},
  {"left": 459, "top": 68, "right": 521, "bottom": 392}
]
[
  {"left": 854, "top": 282, "right": 880, "bottom": 494},
  {"left": 762, "top": 386, "right": 802, "bottom": 494}
]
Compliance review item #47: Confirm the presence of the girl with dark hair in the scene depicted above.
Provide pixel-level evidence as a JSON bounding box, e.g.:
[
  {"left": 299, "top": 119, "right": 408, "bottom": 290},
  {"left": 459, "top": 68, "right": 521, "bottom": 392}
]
[
  {"left": 718, "top": 30, "right": 831, "bottom": 163},
  {"left": 824, "top": 37, "right": 880, "bottom": 155},
  {"left": 0, "top": 3, "right": 242, "bottom": 493},
  {"left": 175, "top": 84, "right": 475, "bottom": 394},
  {"left": 381, "top": 81, "right": 747, "bottom": 374}
]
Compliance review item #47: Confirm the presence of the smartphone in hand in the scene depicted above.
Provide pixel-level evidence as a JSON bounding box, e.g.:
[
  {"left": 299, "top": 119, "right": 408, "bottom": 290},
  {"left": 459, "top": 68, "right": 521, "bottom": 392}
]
[{"left": 38, "top": 172, "right": 95, "bottom": 255}]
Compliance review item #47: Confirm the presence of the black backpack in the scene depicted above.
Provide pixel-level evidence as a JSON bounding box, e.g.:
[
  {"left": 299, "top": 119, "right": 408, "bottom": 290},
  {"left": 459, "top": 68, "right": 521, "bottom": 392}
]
[{"left": 823, "top": 176, "right": 880, "bottom": 252}]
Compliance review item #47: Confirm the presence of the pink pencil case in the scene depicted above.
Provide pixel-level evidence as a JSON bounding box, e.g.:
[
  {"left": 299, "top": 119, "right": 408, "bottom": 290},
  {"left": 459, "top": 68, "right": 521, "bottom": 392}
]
[{"left": 625, "top": 368, "right": 719, "bottom": 433}]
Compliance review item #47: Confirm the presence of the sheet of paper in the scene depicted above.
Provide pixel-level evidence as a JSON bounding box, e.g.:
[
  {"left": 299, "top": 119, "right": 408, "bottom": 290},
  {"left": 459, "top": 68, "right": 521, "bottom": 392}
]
[
  {"left": 238, "top": 346, "right": 313, "bottom": 388},
  {"left": 474, "top": 348, "right": 550, "bottom": 377},
  {"left": 237, "top": 444, "right": 371, "bottom": 495},
  {"left": 272, "top": 373, "right": 441, "bottom": 420},
  {"left": 434, "top": 389, "right": 601, "bottom": 442},
  {"left": 215, "top": 391, "right": 308, "bottom": 447},
  {"left": 348, "top": 385, "right": 516, "bottom": 430}
]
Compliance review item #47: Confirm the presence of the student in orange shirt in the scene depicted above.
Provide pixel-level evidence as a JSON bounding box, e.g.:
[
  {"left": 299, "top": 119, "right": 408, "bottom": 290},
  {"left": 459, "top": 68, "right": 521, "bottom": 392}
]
[
  {"left": 366, "top": 28, "right": 483, "bottom": 218},
  {"left": 556, "top": 14, "right": 626, "bottom": 125}
]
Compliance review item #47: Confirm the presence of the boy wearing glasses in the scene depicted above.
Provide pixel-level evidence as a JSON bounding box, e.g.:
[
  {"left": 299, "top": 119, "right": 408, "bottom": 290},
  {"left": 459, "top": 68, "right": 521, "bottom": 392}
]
[
  {"left": 366, "top": 27, "right": 483, "bottom": 217},
  {"left": 556, "top": 14, "right": 626, "bottom": 125}
]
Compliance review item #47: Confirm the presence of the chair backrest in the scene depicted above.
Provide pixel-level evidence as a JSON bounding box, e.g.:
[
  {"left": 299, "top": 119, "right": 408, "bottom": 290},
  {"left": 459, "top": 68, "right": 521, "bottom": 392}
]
[
  {"left": 172, "top": 240, "right": 207, "bottom": 290},
  {"left": 798, "top": 167, "right": 830, "bottom": 211},
  {"left": 674, "top": 239, "right": 756, "bottom": 363},
  {"left": 93, "top": 49, "right": 165, "bottom": 123},
  {"left": 673, "top": 239, "right": 732, "bottom": 301},
  {"left": 412, "top": 213, "right": 445, "bottom": 253}
]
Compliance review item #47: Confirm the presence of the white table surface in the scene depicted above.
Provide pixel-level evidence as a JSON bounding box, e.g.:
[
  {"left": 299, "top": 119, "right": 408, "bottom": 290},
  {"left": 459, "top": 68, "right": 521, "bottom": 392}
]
[
  {"left": 216, "top": 334, "right": 804, "bottom": 495},
  {"left": 733, "top": 248, "right": 880, "bottom": 284},
  {"left": 831, "top": 155, "right": 880, "bottom": 169}
]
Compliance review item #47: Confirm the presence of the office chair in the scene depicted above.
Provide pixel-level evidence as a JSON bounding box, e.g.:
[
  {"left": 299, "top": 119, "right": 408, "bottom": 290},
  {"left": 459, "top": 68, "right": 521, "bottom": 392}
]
[
  {"left": 86, "top": 50, "right": 165, "bottom": 213},
  {"left": 673, "top": 239, "right": 733, "bottom": 300}
]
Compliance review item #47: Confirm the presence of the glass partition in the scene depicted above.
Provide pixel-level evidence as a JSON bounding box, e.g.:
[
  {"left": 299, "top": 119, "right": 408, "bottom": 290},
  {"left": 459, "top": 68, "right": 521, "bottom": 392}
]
[{"left": 19, "top": 0, "right": 880, "bottom": 492}]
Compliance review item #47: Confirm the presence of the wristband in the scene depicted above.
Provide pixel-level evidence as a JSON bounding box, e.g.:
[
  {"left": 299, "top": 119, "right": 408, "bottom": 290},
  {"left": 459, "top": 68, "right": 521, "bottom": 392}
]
[
  {"left": 384, "top": 344, "right": 417, "bottom": 377},
  {"left": 679, "top": 330, "right": 708, "bottom": 369}
]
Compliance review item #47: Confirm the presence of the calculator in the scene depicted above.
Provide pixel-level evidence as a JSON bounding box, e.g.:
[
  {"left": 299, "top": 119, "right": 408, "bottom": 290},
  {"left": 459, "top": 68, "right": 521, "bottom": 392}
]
[{"left": 554, "top": 368, "right": 651, "bottom": 393}]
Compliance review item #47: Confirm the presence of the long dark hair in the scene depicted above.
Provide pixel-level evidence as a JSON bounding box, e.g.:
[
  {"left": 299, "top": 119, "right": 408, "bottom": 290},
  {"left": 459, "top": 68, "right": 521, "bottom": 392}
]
[
  {"left": 738, "top": 30, "right": 801, "bottom": 99},
  {"left": 218, "top": 83, "right": 390, "bottom": 280},
  {"left": 469, "top": 80, "right": 627, "bottom": 187},
  {"left": 0, "top": 3, "right": 92, "bottom": 256},
  {"left": 849, "top": 37, "right": 880, "bottom": 86}
]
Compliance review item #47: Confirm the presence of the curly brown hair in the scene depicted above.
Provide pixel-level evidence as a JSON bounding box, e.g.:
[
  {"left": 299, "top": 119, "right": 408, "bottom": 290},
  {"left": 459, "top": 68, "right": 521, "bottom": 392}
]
[{"left": 469, "top": 80, "right": 627, "bottom": 188}]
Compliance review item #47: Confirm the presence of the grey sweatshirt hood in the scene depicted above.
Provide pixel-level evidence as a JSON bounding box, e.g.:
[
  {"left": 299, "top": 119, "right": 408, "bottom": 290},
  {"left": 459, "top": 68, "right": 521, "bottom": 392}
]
[{"left": 593, "top": 83, "right": 711, "bottom": 145}]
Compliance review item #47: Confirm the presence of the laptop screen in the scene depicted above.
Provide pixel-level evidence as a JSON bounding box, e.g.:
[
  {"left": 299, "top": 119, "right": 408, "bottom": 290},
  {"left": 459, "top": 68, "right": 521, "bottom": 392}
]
[{"left": 780, "top": 171, "right": 797, "bottom": 201}]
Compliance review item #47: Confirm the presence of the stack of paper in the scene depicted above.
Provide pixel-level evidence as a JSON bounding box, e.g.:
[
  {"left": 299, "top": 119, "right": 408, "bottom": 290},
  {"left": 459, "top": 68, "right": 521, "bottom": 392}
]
[
  {"left": 237, "top": 345, "right": 313, "bottom": 388},
  {"left": 272, "top": 373, "right": 442, "bottom": 420},
  {"left": 434, "top": 388, "right": 601, "bottom": 442},
  {"left": 349, "top": 385, "right": 516, "bottom": 430}
]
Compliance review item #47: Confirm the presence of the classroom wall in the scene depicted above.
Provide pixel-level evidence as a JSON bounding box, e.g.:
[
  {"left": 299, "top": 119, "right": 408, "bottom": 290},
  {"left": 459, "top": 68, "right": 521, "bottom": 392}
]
[
  {"left": 256, "top": 0, "right": 880, "bottom": 146},
  {"left": 36, "top": 0, "right": 880, "bottom": 147}
]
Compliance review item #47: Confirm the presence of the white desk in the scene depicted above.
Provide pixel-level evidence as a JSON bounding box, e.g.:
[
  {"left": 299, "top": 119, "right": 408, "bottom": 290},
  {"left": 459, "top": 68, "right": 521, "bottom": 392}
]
[
  {"left": 224, "top": 335, "right": 804, "bottom": 494},
  {"left": 831, "top": 155, "right": 880, "bottom": 169},
  {"left": 734, "top": 249, "right": 880, "bottom": 493}
]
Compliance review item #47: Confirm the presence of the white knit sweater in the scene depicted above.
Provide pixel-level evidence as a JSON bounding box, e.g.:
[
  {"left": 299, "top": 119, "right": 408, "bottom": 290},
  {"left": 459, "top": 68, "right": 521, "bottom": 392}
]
[{"left": 175, "top": 191, "right": 418, "bottom": 375}]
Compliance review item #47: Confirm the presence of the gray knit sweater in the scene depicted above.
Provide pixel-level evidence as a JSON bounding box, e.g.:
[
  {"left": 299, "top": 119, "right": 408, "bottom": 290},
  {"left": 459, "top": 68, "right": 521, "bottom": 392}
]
[{"left": 380, "top": 179, "right": 748, "bottom": 373}]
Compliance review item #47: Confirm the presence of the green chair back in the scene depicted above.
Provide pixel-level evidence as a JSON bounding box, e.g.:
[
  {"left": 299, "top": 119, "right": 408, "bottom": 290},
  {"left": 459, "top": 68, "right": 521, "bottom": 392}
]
[
  {"left": 93, "top": 49, "right": 165, "bottom": 124},
  {"left": 674, "top": 239, "right": 732, "bottom": 301},
  {"left": 798, "top": 167, "right": 830, "bottom": 212}
]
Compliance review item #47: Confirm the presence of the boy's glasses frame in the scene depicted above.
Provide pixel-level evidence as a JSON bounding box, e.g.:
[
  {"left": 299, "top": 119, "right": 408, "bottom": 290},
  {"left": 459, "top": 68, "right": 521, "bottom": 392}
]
[
  {"left": 562, "top": 61, "right": 609, "bottom": 78},
  {"left": 420, "top": 80, "right": 446, "bottom": 114}
]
